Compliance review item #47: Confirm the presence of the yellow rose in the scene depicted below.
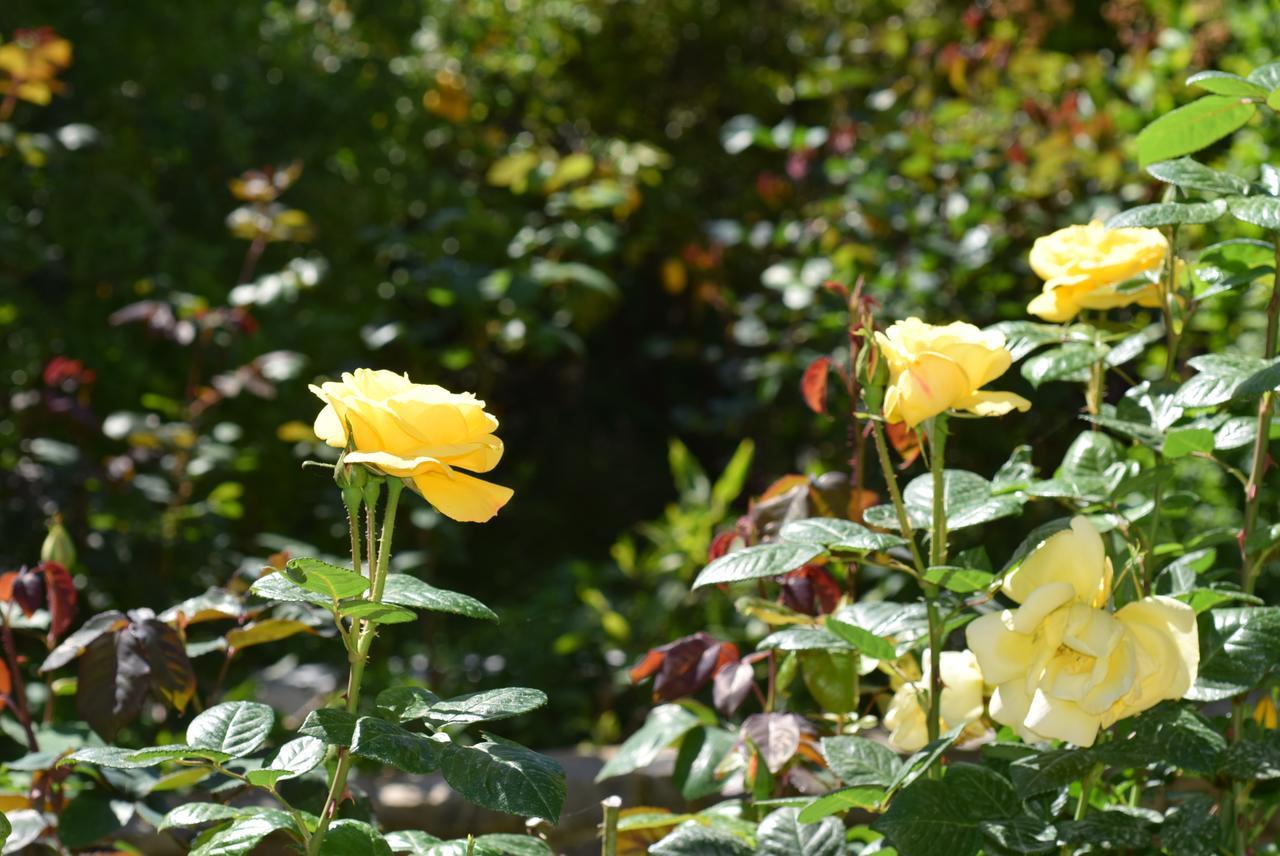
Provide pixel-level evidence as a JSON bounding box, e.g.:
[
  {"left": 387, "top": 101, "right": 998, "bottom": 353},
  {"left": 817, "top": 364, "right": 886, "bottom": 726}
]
[
  {"left": 883, "top": 650, "right": 986, "bottom": 753},
  {"left": 310, "top": 369, "right": 513, "bottom": 522},
  {"left": 1027, "top": 221, "right": 1168, "bottom": 323},
  {"left": 965, "top": 516, "right": 1199, "bottom": 747},
  {"left": 874, "top": 318, "right": 1031, "bottom": 428}
]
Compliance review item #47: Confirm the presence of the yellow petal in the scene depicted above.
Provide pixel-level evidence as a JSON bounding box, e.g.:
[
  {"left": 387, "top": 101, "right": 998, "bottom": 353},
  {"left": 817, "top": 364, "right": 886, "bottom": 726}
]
[
  {"left": 884, "top": 351, "right": 970, "bottom": 428},
  {"left": 965, "top": 610, "right": 1035, "bottom": 686},
  {"left": 1010, "top": 582, "right": 1075, "bottom": 634},
  {"left": 1002, "top": 517, "right": 1109, "bottom": 606},
  {"left": 990, "top": 680, "right": 1043, "bottom": 743},
  {"left": 311, "top": 402, "right": 346, "bottom": 448},
  {"left": 1025, "top": 689, "right": 1101, "bottom": 747},
  {"left": 1114, "top": 595, "right": 1199, "bottom": 706},
  {"left": 954, "top": 390, "right": 1032, "bottom": 418},
  {"left": 411, "top": 469, "right": 514, "bottom": 523}
]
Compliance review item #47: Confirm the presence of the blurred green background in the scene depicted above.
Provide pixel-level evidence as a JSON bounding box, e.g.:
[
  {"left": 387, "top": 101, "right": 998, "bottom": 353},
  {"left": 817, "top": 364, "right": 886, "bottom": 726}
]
[{"left": 2, "top": 0, "right": 1277, "bottom": 750}]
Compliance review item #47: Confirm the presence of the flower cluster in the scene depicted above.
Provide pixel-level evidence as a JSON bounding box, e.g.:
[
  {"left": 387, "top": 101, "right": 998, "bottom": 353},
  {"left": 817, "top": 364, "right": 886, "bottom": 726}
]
[
  {"left": 883, "top": 650, "right": 985, "bottom": 752},
  {"left": 965, "top": 517, "right": 1199, "bottom": 747}
]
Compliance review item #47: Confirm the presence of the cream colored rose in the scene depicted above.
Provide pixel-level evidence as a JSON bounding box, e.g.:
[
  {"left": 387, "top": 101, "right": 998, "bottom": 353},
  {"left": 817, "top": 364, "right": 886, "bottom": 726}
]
[
  {"left": 874, "top": 318, "right": 1031, "bottom": 428},
  {"left": 1027, "top": 221, "right": 1168, "bottom": 323},
  {"left": 965, "top": 517, "right": 1199, "bottom": 747},
  {"left": 310, "top": 369, "right": 513, "bottom": 522},
  {"left": 883, "top": 650, "right": 986, "bottom": 753}
]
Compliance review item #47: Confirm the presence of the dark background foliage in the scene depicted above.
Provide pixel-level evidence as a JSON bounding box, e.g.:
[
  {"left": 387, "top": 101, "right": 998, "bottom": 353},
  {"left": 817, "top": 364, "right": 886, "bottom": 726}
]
[{"left": 1, "top": 0, "right": 1276, "bottom": 750}]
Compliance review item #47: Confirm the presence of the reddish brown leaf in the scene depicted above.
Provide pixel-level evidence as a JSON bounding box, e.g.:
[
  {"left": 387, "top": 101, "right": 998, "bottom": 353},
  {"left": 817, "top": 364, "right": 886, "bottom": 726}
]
[
  {"left": 778, "top": 565, "right": 841, "bottom": 616},
  {"left": 707, "top": 530, "right": 737, "bottom": 563},
  {"left": 801, "top": 357, "right": 832, "bottom": 415},
  {"left": 77, "top": 627, "right": 151, "bottom": 741},
  {"left": 741, "top": 712, "right": 805, "bottom": 774},
  {"left": 10, "top": 568, "right": 45, "bottom": 617},
  {"left": 757, "top": 474, "right": 809, "bottom": 503},
  {"left": 41, "top": 562, "right": 77, "bottom": 642},
  {"left": 0, "top": 656, "right": 11, "bottom": 707},
  {"left": 137, "top": 619, "right": 197, "bottom": 712},
  {"left": 629, "top": 633, "right": 740, "bottom": 702},
  {"left": 0, "top": 571, "right": 17, "bottom": 602}
]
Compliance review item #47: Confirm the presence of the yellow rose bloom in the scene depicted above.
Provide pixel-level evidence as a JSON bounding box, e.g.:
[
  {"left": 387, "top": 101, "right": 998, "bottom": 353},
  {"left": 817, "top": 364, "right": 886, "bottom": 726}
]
[
  {"left": 874, "top": 318, "right": 1031, "bottom": 428},
  {"left": 883, "top": 650, "right": 986, "bottom": 753},
  {"left": 965, "top": 517, "right": 1199, "bottom": 747},
  {"left": 310, "top": 369, "right": 513, "bottom": 523},
  {"left": 1027, "top": 221, "right": 1168, "bottom": 323}
]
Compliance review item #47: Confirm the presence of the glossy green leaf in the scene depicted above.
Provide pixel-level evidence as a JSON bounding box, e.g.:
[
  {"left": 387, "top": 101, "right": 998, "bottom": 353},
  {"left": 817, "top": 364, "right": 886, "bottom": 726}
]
[
  {"left": 1229, "top": 195, "right": 1280, "bottom": 230},
  {"left": 1135, "top": 95, "right": 1256, "bottom": 166},
  {"left": 299, "top": 708, "right": 358, "bottom": 747},
  {"left": 778, "top": 517, "right": 906, "bottom": 552},
  {"left": 439, "top": 733, "right": 566, "bottom": 820},
  {"left": 186, "top": 701, "right": 274, "bottom": 758},
  {"left": 1188, "top": 607, "right": 1280, "bottom": 700},
  {"left": 1146, "top": 158, "right": 1250, "bottom": 194},
  {"left": 380, "top": 574, "right": 497, "bottom": 621},
  {"left": 820, "top": 734, "right": 902, "bottom": 787},
  {"left": 340, "top": 601, "right": 417, "bottom": 624},
  {"left": 284, "top": 557, "right": 370, "bottom": 600},
  {"left": 650, "top": 824, "right": 753, "bottom": 856},
  {"left": 923, "top": 565, "right": 994, "bottom": 593},
  {"left": 824, "top": 618, "right": 897, "bottom": 660},
  {"left": 1185, "top": 70, "right": 1269, "bottom": 98},
  {"left": 417, "top": 687, "right": 548, "bottom": 728},
  {"left": 756, "top": 807, "right": 843, "bottom": 856},
  {"left": 595, "top": 704, "right": 704, "bottom": 781},
  {"left": 1020, "top": 342, "right": 1106, "bottom": 387},
  {"left": 874, "top": 763, "right": 1019, "bottom": 856},
  {"left": 1105, "top": 199, "right": 1227, "bottom": 228},
  {"left": 692, "top": 542, "right": 825, "bottom": 589},
  {"left": 319, "top": 819, "right": 393, "bottom": 855},
  {"left": 1163, "top": 427, "right": 1215, "bottom": 458},
  {"left": 351, "top": 717, "right": 442, "bottom": 774}
]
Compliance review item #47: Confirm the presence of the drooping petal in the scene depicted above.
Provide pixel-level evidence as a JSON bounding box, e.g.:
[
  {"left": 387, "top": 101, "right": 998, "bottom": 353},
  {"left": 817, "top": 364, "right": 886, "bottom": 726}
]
[
  {"left": 954, "top": 390, "right": 1033, "bottom": 418},
  {"left": 411, "top": 468, "right": 514, "bottom": 523}
]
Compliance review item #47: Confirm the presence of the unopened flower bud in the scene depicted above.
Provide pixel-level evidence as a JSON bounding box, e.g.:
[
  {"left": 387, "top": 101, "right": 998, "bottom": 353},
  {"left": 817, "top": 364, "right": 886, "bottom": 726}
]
[
  {"left": 41, "top": 518, "right": 76, "bottom": 568},
  {"left": 334, "top": 453, "right": 369, "bottom": 510}
]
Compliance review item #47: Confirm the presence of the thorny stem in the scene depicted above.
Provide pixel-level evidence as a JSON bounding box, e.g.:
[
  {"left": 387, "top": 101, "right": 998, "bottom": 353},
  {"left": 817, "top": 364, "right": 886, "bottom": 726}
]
[
  {"left": 869, "top": 421, "right": 927, "bottom": 575},
  {"left": 1242, "top": 236, "right": 1280, "bottom": 596},
  {"left": 925, "top": 416, "right": 949, "bottom": 750},
  {"left": 309, "top": 479, "right": 403, "bottom": 855},
  {"left": 1160, "top": 224, "right": 1181, "bottom": 379}
]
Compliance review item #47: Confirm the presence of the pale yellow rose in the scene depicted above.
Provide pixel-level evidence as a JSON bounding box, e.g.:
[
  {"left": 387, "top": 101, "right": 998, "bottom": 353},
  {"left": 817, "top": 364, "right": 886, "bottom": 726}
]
[
  {"left": 965, "top": 516, "right": 1198, "bottom": 747},
  {"left": 310, "top": 369, "right": 513, "bottom": 522},
  {"left": 883, "top": 650, "right": 986, "bottom": 753},
  {"left": 1027, "top": 221, "right": 1168, "bottom": 323},
  {"left": 874, "top": 318, "right": 1031, "bottom": 428}
]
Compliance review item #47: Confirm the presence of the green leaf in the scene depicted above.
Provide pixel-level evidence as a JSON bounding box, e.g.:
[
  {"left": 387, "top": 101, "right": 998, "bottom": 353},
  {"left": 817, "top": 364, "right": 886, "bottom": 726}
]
[
  {"left": 820, "top": 735, "right": 902, "bottom": 787},
  {"left": 187, "top": 701, "right": 275, "bottom": 758},
  {"left": 692, "top": 542, "right": 825, "bottom": 589},
  {"left": 262, "top": 735, "right": 326, "bottom": 782},
  {"left": 319, "top": 819, "right": 393, "bottom": 855},
  {"left": 756, "top": 626, "right": 853, "bottom": 652},
  {"left": 1185, "top": 70, "right": 1270, "bottom": 98},
  {"left": 1007, "top": 748, "right": 1096, "bottom": 796},
  {"left": 1249, "top": 62, "right": 1280, "bottom": 91},
  {"left": 800, "top": 650, "right": 860, "bottom": 713},
  {"left": 159, "top": 802, "right": 245, "bottom": 830},
  {"left": 0, "top": 811, "right": 9, "bottom": 851},
  {"left": 350, "top": 717, "right": 441, "bottom": 774},
  {"left": 595, "top": 704, "right": 703, "bottom": 781},
  {"left": 979, "top": 816, "right": 1059, "bottom": 854},
  {"left": 778, "top": 517, "right": 906, "bottom": 552},
  {"left": 439, "top": 733, "right": 566, "bottom": 820},
  {"left": 797, "top": 786, "right": 884, "bottom": 823},
  {"left": 1057, "top": 808, "right": 1155, "bottom": 850},
  {"left": 650, "top": 824, "right": 753, "bottom": 856},
  {"left": 1161, "top": 794, "right": 1220, "bottom": 856},
  {"left": 672, "top": 726, "right": 736, "bottom": 800},
  {"left": 57, "top": 792, "right": 132, "bottom": 849},
  {"left": 299, "top": 707, "right": 358, "bottom": 747},
  {"left": 756, "top": 807, "right": 843, "bottom": 856},
  {"left": 1174, "top": 354, "right": 1275, "bottom": 407},
  {"left": 189, "top": 811, "right": 296, "bottom": 856},
  {"left": 1146, "top": 158, "right": 1251, "bottom": 194},
  {"left": 248, "top": 573, "right": 329, "bottom": 605},
  {"left": 63, "top": 745, "right": 172, "bottom": 769},
  {"left": 340, "top": 601, "right": 417, "bottom": 625},
  {"left": 1135, "top": 95, "right": 1257, "bottom": 166},
  {"left": 1099, "top": 703, "right": 1226, "bottom": 775},
  {"left": 1163, "top": 427, "right": 1215, "bottom": 458},
  {"left": 380, "top": 574, "right": 497, "bottom": 621},
  {"left": 824, "top": 619, "right": 898, "bottom": 660},
  {"left": 711, "top": 439, "right": 755, "bottom": 509},
  {"left": 377, "top": 686, "right": 441, "bottom": 722},
  {"left": 1219, "top": 729, "right": 1280, "bottom": 780},
  {"left": 383, "top": 830, "right": 443, "bottom": 854},
  {"left": 865, "top": 469, "right": 1024, "bottom": 532},
  {"left": 2, "top": 809, "right": 45, "bottom": 854},
  {"left": 923, "top": 565, "right": 994, "bottom": 593},
  {"left": 874, "top": 763, "right": 1018, "bottom": 856},
  {"left": 1105, "top": 200, "right": 1227, "bottom": 228},
  {"left": 1020, "top": 342, "right": 1106, "bottom": 387},
  {"left": 884, "top": 726, "right": 964, "bottom": 798},
  {"left": 125, "top": 743, "right": 234, "bottom": 765},
  {"left": 284, "top": 557, "right": 370, "bottom": 600},
  {"left": 417, "top": 687, "right": 548, "bottom": 728},
  {"left": 1229, "top": 195, "right": 1280, "bottom": 230},
  {"left": 1188, "top": 607, "right": 1280, "bottom": 700}
]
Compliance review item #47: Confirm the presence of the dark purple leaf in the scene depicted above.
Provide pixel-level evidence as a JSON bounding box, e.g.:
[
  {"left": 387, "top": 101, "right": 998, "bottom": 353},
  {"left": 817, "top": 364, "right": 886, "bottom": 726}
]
[
  {"left": 713, "top": 661, "right": 756, "bottom": 716},
  {"left": 77, "top": 626, "right": 150, "bottom": 741}
]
